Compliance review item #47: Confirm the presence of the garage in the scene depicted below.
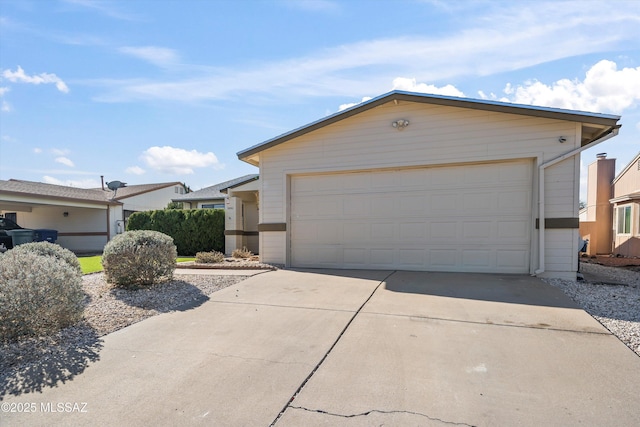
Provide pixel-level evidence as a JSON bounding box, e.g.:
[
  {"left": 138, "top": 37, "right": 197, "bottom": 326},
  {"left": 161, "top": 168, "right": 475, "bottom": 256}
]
[
  {"left": 238, "top": 90, "right": 621, "bottom": 279},
  {"left": 290, "top": 160, "right": 532, "bottom": 272}
]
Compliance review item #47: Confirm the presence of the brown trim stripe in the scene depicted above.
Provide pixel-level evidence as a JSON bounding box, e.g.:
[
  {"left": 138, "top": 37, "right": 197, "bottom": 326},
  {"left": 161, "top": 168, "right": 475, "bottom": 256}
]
[
  {"left": 535, "top": 218, "right": 579, "bottom": 229},
  {"left": 258, "top": 223, "right": 286, "bottom": 232},
  {"left": 225, "top": 230, "right": 259, "bottom": 236}
]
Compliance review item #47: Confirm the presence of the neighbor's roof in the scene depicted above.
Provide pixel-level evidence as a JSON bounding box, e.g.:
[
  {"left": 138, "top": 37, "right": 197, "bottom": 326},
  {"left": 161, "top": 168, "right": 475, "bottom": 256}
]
[
  {"left": 237, "top": 90, "right": 621, "bottom": 163},
  {"left": 110, "top": 182, "right": 182, "bottom": 200},
  {"left": 172, "top": 174, "right": 258, "bottom": 202},
  {"left": 0, "top": 179, "right": 119, "bottom": 205},
  {"left": 612, "top": 151, "right": 640, "bottom": 186}
]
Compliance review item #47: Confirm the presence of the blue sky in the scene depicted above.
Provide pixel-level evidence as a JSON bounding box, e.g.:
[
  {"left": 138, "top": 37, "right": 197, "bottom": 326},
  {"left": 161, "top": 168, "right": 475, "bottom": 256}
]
[{"left": 1, "top": 0, "right": 639, "bottom": 200}]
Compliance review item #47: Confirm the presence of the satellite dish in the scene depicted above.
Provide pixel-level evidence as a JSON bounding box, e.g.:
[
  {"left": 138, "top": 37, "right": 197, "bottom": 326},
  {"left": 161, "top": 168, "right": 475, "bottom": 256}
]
[{"left": 106, "top": 181, "right": 127, "bottom": 191}]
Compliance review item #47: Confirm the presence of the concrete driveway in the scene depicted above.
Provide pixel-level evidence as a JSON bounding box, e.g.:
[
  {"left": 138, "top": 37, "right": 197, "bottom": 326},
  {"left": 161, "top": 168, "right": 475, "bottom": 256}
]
[{"left": 2, "top": 270, "right": 639, "bottom": 426}]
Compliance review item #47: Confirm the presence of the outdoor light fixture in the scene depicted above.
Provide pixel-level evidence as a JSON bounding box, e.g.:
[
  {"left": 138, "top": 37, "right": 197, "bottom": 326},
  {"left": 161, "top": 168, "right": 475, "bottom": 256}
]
[
  {"left": 392, "top": 119, "right": 410, "bottom": 130},
  {"left": 63, "top": 212, "right": 69, "bottom": 217},
  {"left": 558, "top": 136, "right": 567, "bottom": 143}
]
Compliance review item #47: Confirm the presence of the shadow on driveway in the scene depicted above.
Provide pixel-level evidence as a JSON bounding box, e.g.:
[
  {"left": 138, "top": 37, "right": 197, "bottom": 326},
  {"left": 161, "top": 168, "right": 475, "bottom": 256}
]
[
  {"left": 0, "top": 323, "right": 103, "bottom": 401},
  {"left": 383, "top": 270, "right": 579, "bottom": 309}
]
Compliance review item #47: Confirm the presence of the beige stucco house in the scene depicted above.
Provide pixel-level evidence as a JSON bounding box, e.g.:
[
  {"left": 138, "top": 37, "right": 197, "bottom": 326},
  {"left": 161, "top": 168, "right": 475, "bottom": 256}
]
[
  {"left": 237, "top": 91, "right": 620, "bottom": 279},
  {"left": 579, "top": 152, "right": 640, "bottom": 257},
  {"left": 0, "top": 179, "right": 185, "bottom": 253},
  {"left": 610, "top": 152, "right": 640, "bottom": 256}
]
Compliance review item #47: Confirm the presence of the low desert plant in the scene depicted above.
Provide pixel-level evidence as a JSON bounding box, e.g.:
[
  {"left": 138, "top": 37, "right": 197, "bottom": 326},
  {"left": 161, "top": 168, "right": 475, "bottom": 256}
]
[
  {"left": 0, "top": 250, "right": 84, "bottom": 342},
  {"left": 102, "top": 230, "right": 177, "bottom": 288},
  {"left": 195, "top": 251, "right": 225, "bottom": 264},
  {"left": 12, "top": 241, "right": 82, "bottom": 274},
  {"left": 232, "top": 246, "right": 253, "bottom": 259}
]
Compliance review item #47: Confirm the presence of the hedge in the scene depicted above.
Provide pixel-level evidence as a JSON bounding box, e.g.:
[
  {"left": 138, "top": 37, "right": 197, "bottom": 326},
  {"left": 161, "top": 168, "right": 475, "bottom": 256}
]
[{"left": 126, "top": 209, "right": 224, "bottom": 255}]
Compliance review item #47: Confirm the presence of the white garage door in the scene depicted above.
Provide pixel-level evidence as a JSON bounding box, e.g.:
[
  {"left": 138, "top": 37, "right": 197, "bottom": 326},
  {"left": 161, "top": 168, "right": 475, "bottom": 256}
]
[{"left": 290, "top": 160, "right": 532, "bottom": 273}]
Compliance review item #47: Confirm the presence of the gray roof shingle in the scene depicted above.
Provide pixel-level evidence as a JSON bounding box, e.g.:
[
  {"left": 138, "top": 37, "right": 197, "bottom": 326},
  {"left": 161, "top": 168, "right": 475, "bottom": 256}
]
[
  {"left": 1, "top": 179, "right": 118, "bottom": 204},
  {"left": 172, "top": 174, "right": 258, "bottom": 202}
]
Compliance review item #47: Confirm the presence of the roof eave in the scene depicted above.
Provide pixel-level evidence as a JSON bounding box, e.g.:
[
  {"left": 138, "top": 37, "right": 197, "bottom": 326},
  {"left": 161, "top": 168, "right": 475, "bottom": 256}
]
[{"left": 0, "top": 189, "right": 121, "bottom": 206}]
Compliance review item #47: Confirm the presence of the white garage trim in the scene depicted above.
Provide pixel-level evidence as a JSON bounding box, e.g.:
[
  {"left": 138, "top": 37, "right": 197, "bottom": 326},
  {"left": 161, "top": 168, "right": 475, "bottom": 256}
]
[{"left": 289, "top": 159, "right": 533, "bottom": 273}]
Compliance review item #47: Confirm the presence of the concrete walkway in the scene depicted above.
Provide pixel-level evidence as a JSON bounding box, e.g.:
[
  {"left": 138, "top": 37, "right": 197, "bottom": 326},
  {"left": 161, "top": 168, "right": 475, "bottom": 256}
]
[{"left": 2, "top": 270, "right": 639, "bottom": 426}]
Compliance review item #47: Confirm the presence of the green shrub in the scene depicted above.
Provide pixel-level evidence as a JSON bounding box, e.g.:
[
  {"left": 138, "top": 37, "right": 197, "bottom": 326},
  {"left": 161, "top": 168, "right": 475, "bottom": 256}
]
[
  {"left": 102, "top": 230, "right": 177, "bottom": 288},
  {"left": 0, "top": 250, "right": 84, "bottom": 342},
  {"left": 232, "top": 246, "right": 253, "bottom": 259},
  {"left": 195, "top": 251, "right": 225, "bottom": 264},
  {"left": 12, "top": 241, "right": 82, "bottom": 274},
  {"left": 127, "top": 208, "right": 224, "bottom": 255}
]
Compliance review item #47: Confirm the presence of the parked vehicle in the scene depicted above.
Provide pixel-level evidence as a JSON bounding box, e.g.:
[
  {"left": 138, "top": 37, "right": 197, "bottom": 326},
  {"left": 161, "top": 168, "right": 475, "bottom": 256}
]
[
  {"left": 0, "top": 218, "right": 58, "bottom": 248},
  {"left": 0, "top": 217, "right": 26, "bottom": 249}
]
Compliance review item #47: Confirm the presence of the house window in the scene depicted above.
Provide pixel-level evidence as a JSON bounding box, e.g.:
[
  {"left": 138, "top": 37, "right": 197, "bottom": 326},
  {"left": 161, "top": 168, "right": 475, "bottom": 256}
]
[
  {"left": 201, "top": 203, "right": 225, "bottom": 209},
  {"left": 617, "top": 205, "right": 632, "bottom": 234}
]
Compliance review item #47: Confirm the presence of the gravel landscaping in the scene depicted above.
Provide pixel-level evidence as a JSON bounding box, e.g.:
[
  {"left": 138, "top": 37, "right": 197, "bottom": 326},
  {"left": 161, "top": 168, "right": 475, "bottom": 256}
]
[{"left": 543, "top": 261, "right": 640, "bottom": 357}]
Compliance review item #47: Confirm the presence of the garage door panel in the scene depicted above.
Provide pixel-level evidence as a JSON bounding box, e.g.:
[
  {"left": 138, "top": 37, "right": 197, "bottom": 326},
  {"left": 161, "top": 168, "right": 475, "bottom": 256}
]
[
  {"left": 462, "top": 249, "right": 493, "bottom": 268},
  {"left": 497, "top": 249, "right": 528, "bottom": 270},
  {"left": 290, "top": 160, "right": 532, "bottom": 273},
  {"left": 463, "top": 221, "right": 493, "bottom": 239},
  {"left": 400, "top": 222, "right": 427, "bottom": 240},
  {"left": 342, "top": 197, "right": 366, "bottom": 216},
  {"left": 429, "top": 193, "right": 459, "bottom": 213}
]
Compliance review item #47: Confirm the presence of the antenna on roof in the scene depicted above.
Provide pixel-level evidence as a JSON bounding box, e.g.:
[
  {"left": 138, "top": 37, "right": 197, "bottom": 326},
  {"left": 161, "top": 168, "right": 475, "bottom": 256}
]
[{"left": 106, "top": 180, "right": 127, "bottom": 198}]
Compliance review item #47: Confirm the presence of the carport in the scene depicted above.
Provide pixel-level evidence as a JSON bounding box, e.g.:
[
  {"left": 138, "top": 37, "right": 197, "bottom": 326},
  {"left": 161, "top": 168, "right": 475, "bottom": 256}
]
[{"left": 0, "top": 179, "right": 122, "bottom": 253}]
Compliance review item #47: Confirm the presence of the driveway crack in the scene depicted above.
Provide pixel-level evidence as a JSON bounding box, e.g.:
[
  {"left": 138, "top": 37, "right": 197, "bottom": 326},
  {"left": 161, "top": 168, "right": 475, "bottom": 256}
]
[
  {"left": 269, "top": 270, "right": 397, "bottom": 426},
  {"left": 288, "top": 405, "right": 476, "bottom": 426}
]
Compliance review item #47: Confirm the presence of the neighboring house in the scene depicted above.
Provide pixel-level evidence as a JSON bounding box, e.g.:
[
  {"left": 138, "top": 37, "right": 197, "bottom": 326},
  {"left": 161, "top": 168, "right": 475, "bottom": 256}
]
[
  {"left": 111, "top": 181, "right": 186, "bottom": 226},
  {"left": 237, "top": 90, "right": 620, "bottom": 279},
  {"left": 173, "top": 174, "right": 259, "bottom": 255},
  {"left": 0, "top": 179, "right": 186, "bottom": 253},
  {"left": 610, "top": 152, "right": 640, "bottom": 256},
  {"left": 579, "top": 153, "right": 616, "bottom": 256},
  {"left": 172, "top": 174, "right": 258, "bottom": 209},
  {"left": 579, "top": 152, "right": 640, "bottom": 258}
]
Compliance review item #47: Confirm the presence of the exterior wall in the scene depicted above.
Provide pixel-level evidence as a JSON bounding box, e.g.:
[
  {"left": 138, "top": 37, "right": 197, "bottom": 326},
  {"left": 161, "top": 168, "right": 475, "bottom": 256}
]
[
  {"left": 121, "top": 186, "right": 182, "bottom": 212},
  {"left": 613, "top": 158, "right": 640, "bottom": 199},
  {"left": 257, "top": 100, "right": 582, "bottom": 276},
  {"left": 612, "top": 155, "right": 640, "bottom": 257},
  {"left": 613, "top": 201, "right": 640, "bottom": 256},
  {"left": 4, "top": 205, "right": 110, "bottom": 253}
]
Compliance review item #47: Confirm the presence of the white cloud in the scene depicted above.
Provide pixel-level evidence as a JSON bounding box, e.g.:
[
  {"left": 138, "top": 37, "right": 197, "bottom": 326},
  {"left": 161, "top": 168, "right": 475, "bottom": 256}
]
[
  {"left": 1, "top": 101, "right": 10, "bottom": 112},
  {"left": 0, "top": 87, "right": 9, "bottom": 96},
  {"left": 55, "top": 156, "right": 75, "bottom": 167},
  {"left": 1, "top": 66, "right": 69, "bottom": 93},
  {"left": 33, "top": 147, "right": 42, "bottom": 153},
  {"left": 338, "top": 97, "right": 372, "bottom": 111},
  {"left": 42, "top": 176, "right": 101, "bottom": 188},
  {"left": 499, "top": 60, "right": 640, "bottom": 114},
  {"left": 118, "top": 46, "right": 179, "bottom": 67},
  {"left": 126, "top": 166, "right": 145, "bottom": 175},
  {"left": 51, "top": 148, "right": 70, "bottom": 156},
  {"left": 140, "top": 146, "right": 220, "bottom": 175},
  {"left": 392, "top": 77, "right": 465, "bottom": 97},
  {"left": 336, "top": 78, "right": 465, "bottom": 112}
]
